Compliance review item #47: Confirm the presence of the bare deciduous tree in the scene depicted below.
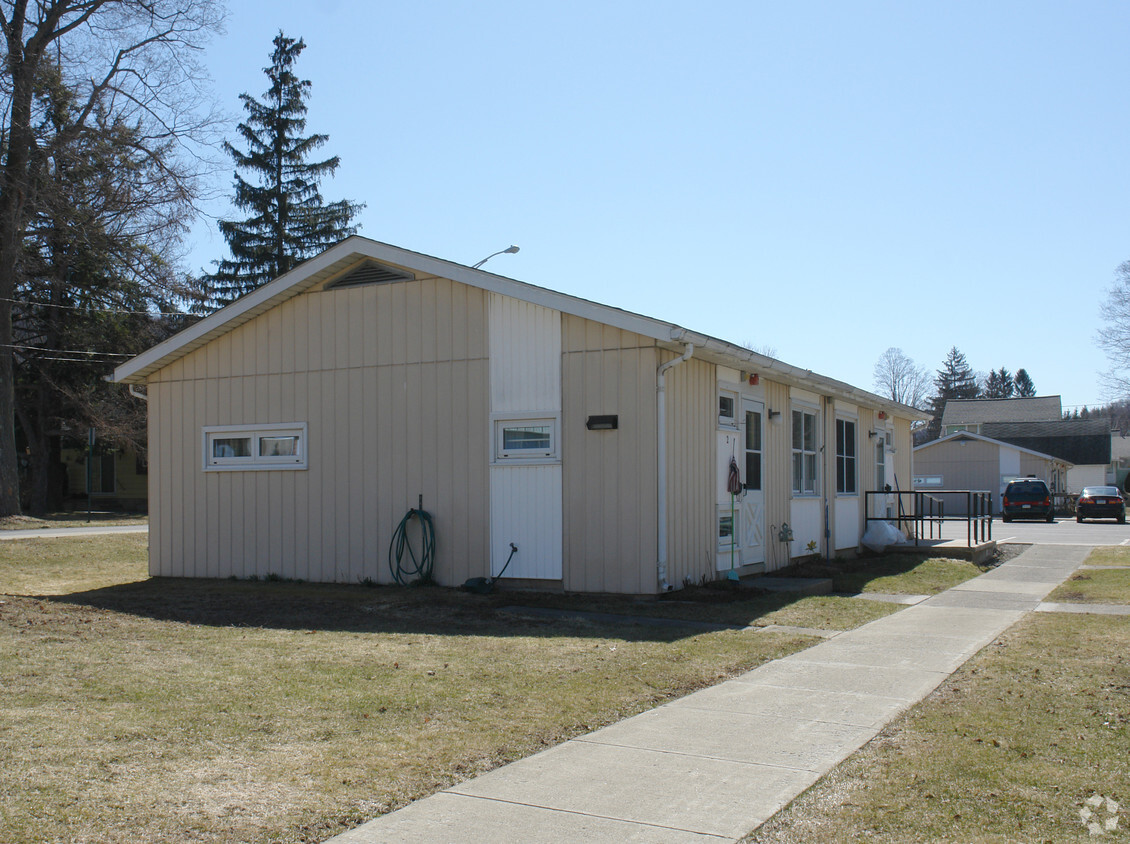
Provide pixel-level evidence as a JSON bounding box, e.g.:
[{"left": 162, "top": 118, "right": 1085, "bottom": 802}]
[
  {"left": 1098, "top": 261, "right": 1130, "bottom": 399},
  {"left": 0, "top": 0, "right": 223, "bottom": 516},
  {"left": 872, "top": 347, "right": 930, "bottom": 408}
]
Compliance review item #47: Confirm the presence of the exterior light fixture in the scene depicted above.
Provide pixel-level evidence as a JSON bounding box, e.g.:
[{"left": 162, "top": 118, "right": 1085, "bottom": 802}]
[
  {"left": 472, "top": 245, "right": 520, "bottom": 269},
  {"left": 586, "top": 415, "right": 618, "bottom": 430}
]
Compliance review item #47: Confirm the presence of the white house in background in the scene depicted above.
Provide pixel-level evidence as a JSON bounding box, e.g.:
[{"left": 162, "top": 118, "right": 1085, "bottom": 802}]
[{"left": 113, "top": 237, "right": 929, "bottom": 594}]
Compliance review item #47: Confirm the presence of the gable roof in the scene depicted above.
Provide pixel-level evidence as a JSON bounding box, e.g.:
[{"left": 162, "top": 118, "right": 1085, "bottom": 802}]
[
  {"left": 981, "top": 420, "right": 1111, "bottom": 465},
  {"left": 914, "top": 430, "right": 1074, "bottom": 467},
  {"left": 940, "top": 396, "right": 1063, "bottom": 426},
  {"left": 113, "top": 236, "right": 930, "bottom": 420}
]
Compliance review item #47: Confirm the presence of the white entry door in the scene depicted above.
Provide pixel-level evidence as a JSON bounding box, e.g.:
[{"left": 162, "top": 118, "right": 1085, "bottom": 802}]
[{"left": 739, "top": 399, "right": 766, "bottom": 566}]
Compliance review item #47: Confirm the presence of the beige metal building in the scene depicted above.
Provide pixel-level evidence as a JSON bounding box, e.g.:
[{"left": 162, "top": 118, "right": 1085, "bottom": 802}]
[
  {"left": 113, "top": 238, "right": 928, "bottom": 594},
  {"left": 913, "top": 431, "right": 1071, "bottom": 514}
]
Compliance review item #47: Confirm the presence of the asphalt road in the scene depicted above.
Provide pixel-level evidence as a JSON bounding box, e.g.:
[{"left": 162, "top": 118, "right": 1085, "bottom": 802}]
[{"left": 993, "top": 517, "right": 1130, "bottom": 546}]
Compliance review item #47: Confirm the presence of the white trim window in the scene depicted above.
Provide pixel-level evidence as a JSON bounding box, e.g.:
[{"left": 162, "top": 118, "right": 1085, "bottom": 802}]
[
  {"left": 718, "top": 390, "right": 738, "bottom": 429},
  {"left": 791, "top": 407, "right": 818, "bottom": 495},
  {"left": 835, "top": 418, "right": 857, "bottom": 495},
  {"left": 717, "top": 505, "right": 737, "bottom": 552},
  {"left": 493, "top": 416, "right": 559, "bottom": 462},
  {"left": 875, "top": 433, "right": 888, "bottom": 491},
  {"left": 203, "top": 423, "right": 307, "bottom": 471}
]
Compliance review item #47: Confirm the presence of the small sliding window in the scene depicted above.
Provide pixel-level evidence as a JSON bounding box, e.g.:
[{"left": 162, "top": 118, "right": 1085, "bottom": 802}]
[
  {"left": 203, "top": 423, "right": 308, "bottom": 471},
  {"left": 493, "top": 416, "right": 559, "bottom": 462}
]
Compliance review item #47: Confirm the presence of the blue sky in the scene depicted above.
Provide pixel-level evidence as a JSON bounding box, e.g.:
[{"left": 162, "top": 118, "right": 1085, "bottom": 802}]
[{"left": 188, "top": 1, "right": 1130, "bottom": 411}]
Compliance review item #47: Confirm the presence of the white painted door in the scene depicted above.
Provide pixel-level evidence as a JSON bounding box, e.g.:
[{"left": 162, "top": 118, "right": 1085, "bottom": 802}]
[{"left": 739, "top": 399, "right": 766, "bottom": 566}]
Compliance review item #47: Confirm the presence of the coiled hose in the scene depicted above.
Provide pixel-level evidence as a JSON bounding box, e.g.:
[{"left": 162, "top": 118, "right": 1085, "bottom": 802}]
[{"left": 388, "top": 507, "right": 435, "bottom": 585}]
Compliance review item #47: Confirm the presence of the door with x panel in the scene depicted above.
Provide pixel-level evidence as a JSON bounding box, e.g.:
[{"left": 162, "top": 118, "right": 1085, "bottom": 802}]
[{"left": 739, "top": 399, "right": 766, "bottom": 565}]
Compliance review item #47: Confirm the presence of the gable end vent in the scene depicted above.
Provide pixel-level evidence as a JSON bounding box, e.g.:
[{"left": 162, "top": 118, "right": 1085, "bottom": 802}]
[{"left": 326, "top": 261, "right": 415, "bottom": 289}]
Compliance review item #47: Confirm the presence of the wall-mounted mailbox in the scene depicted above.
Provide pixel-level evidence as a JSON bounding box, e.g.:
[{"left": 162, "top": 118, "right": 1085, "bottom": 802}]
[{"left": 586, "top": 415, "right": 618, "bottom": 430}]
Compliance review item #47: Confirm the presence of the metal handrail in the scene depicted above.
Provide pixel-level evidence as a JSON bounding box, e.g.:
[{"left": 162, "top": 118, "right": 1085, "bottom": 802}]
[{"left": 865, "top": 489, "right": 993, "bottom": 548}]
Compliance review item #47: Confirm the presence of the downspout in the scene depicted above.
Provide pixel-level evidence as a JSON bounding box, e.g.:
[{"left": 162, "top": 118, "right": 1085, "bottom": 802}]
[
  {"left": 656, "top": 342, "right": 693, "bottom": 592},
  {"left": 128, "top": 384, "right": 148, "bottom": 403}
]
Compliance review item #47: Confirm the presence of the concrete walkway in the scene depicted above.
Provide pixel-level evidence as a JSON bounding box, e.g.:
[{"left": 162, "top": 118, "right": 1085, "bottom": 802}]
[
  {"left": 329, "top": 544, "right": 1092, "bottom": 844},
  {"left": 0, "top": 524, "right": 147, "bottom": 540}
]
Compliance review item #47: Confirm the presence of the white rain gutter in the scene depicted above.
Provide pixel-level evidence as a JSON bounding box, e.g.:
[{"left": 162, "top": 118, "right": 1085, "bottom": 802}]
[
  {"left": 128, "top": 384, "right": 148, "bottom": 402},
  {"left": 656, "top": 342, "right": 693, "bottom": 592}
]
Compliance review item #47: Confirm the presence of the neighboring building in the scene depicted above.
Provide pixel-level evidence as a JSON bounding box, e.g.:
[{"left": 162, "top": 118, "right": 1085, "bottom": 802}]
[
  {"left": 62, "top": 445, "right": 148, "bottom": 511},
  {"left": 913, "top": 431, "right": 1071, "bottom": 515},
  {"left": 940, "top": 396, "right": 1062, "bottom": 437},
  {"left": 112, "top": 237, "right": 929, "bottom": 594},
  {"left": 980, "top": 420, "right": 1111, "bottom": 493},
  {"left": 1110, "top": 430, "right": 1130, "bottom": 490}
]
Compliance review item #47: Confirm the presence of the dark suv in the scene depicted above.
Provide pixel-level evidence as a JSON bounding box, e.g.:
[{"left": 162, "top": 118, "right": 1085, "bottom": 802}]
[{"left": 1001, "top": 478, "right": 1054, "bottom": 522}]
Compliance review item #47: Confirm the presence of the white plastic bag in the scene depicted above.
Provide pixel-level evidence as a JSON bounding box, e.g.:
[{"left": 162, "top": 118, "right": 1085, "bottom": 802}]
[{"left": 861, "top": 520, "right": 906, "bottom": 552}]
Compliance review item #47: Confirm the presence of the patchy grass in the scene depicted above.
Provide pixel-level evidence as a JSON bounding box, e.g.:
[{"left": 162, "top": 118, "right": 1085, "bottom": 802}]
[
  {"left": 1048, "top": 568, "right": 1130, "bottom": 604},
  {"left": 0, "top": 511, "right": 148, "bottom": 530},
  {"left": 1081, "top": 546, "right": 1130, "bottom": 568},
  {"left": 776, "top": 553, "right": 986, "bottom": 596},
  {"left": 0, "top": 534, "right": 870, "bottom": 844},
  {"left": 745, "top": 611, "right": 1130, "bottom": 843},
  {"left": 537, "top": 586, "right": 901, "bottom": 631},
  {"left": 0, "top": 534, "right": 149, "bottom": 594}
]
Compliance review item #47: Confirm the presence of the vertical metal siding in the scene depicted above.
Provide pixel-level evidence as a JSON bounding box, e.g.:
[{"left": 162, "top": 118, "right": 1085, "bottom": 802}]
[
  {"left": 489, "top": 294, "right": 561, "bottom": 413},
  {"left": 663, "top": 355, "right": 715, "bottom": 589},
  {"left": 489, "top": 465, "right": 563, "bottom": 578},
  {"left": 560, "top": 316, "right": 658, "bottom": 593},
  {"left": 146, "top": 277, "right": 490, "bottom": 586},
  {"left": 487, "top": 293, "right": 563, "bottom": 581}
]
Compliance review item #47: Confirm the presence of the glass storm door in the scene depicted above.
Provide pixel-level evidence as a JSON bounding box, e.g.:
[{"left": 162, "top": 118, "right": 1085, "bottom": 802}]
[{"left": 739, "top": 399, "right": 766, "bottom": 565}]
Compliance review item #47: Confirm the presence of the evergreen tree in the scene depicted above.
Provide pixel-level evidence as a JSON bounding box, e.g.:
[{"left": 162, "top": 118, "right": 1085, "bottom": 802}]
[
  {"left": 205, "top": 32, "right": 363, "bottom": 307},
  {"left": 1014, "top": 368, "right": 1036, "bottom": 397},
  {"left": 983, "top": 367, "right": 1015, "bottom": 398},
  {"left": 924, "top": 347, "right": 980, "bottom": 440}
]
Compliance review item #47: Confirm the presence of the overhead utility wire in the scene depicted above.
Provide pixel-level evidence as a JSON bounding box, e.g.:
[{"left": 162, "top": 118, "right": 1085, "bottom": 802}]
[
  {"left": 0, "top": 342, "right": 132, "bottom": 357},
  {"left": 0, "top": 295, "right": 193, "bottom": 318}
]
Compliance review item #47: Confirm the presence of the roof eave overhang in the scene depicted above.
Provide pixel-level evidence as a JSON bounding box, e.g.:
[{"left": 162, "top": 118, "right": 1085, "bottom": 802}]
[
  {"left": 112, "top": 236, "right": 930, "bottom": 422},
  {"left": 660, "top": 329, "right": 931, "bottom": 422}
]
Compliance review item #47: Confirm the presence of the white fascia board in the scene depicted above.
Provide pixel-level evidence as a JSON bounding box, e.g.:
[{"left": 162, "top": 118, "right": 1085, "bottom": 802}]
[
  {"left": 113, "top": 240, "right": 364, "bottom": 383},
  {"left": 663, "top": 328, "right": 932, "bottom": 423},
  {"left": 113, "top": 236, "right": 677, "bottom": 384},
  {"left": 112, "top": 235, "right": 930, "bottom": 423}
]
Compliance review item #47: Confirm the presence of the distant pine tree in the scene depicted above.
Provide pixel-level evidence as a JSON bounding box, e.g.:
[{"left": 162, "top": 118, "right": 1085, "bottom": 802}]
[
  {"left": 925, "top": 347, "right": 980, "bottom": 440},
  {"left": 1013, "top": 368, "right": 1036, "bottom": 397},
  {"left": 204, "top": 32, "right": 363, "bottom": 307},
  {"left": 984, "top": 367, "right": 1015, "bottom": 398}
]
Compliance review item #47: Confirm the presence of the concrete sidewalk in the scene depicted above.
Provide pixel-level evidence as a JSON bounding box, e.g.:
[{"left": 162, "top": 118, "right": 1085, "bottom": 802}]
[
  {"left": 0, "top": 524, "right": 148, "bottom": 540},
  {"left": 329, "top": 544, "right": 1092, "bottom": 844}
]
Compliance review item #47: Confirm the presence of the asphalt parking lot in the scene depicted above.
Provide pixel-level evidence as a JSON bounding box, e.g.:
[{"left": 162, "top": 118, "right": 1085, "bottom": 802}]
[{"left": 993, "top": 517, "right": 1130, "bottom": 546}]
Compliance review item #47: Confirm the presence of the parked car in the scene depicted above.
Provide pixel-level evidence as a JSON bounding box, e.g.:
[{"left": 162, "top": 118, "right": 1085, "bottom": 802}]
[
  {"left": 1001, "top": 478, "right": 1054, "bottom": 522},
  {"left": 1075, "top": 486, "right": 1127, "bottom": 524}
]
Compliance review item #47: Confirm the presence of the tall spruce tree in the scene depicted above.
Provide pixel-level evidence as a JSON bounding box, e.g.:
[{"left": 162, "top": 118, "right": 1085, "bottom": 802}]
[
  {"left": 205, "top": 32, "right": 362, "bottom": 307},
  {"left": 1014, "top": 368, "right": 1036, "bottom": 397},
  {"left": 924, "top": 346, "right": 980, "bottom": 440},
  {"left": 983, "top": 367, "right": 1015, "bottom": 398}
]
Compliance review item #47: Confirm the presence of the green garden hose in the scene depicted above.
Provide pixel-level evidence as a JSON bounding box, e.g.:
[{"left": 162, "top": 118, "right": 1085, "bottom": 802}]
[{"left": 388, "top": 507, "right": 435, "bottom": 585}]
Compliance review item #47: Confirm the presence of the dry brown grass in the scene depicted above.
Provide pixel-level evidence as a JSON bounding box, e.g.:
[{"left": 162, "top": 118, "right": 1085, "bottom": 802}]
[
  {"left": 0, "top": 512, "right": 148, "bottom": 530},
  {"left": 746, "top": 608, "right": 1130, "bottom": 841},
  {"left": 1, "top": 535, "right": 841, "bottom": 844}
]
